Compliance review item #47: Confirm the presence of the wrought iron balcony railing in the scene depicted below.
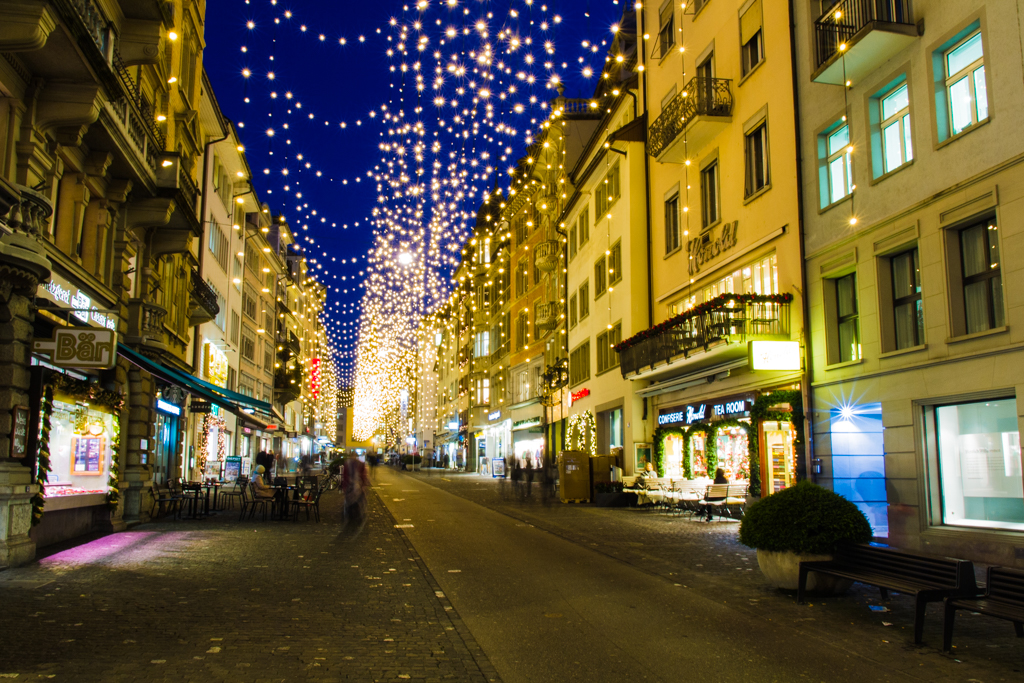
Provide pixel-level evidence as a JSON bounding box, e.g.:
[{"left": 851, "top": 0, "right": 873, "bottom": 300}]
[
  {"left": 190, "top": 268, "right": 220, "bottom": 318},
  {"left": 814, "top": 0, "right": 914, "bottom": 70},
  {"left": 534, "top": 240, "right": 561, "bottom": 271},
  {"left": 647, "top": 76, "right": 733, "bottom": 159},
  {"left": 617, "top": 294, "right": 791, "bottom": 378}
]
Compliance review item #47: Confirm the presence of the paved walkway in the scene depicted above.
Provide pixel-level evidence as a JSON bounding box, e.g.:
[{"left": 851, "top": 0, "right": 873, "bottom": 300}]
[
  {"left": 395, "top": 467, "right": 1024, "bottom": 681},
  {"left": 0, "top": 488, "right": 498, "bottom": 683}
]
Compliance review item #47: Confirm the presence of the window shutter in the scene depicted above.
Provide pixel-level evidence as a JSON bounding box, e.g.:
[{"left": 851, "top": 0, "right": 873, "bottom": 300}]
[{"left": 740, "top": 0, "right": 762, "bottom": 45}]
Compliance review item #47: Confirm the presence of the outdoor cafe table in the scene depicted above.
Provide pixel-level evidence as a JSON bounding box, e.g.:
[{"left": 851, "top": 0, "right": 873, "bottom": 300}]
[{"left": 185, "top": 482, "right": 222, "bottom": 518}]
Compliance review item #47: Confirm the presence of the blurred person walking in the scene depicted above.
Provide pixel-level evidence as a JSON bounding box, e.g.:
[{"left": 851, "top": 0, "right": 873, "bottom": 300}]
[{"left": 342, "top": 453, "right": 370, "bottom": 526}]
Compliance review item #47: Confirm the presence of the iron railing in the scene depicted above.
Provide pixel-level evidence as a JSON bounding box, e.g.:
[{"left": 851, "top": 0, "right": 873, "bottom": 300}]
[
  {"left": 814, "top": 0, "right": 914, "bottom": 69},
  {"left": 68, "top": 0, "right": 113, "bottom": 60},
  {"left": 534, "top": 240, "right": 561, "bottom": 271},
  {"left": 618, "top": 295, "right": 790, "bottom": 378},
  {"left": 647, "top": 76, "right": 733, "bottom": 158},
  {"left": 190, "top": 268, "right": 220, "bottom": 318},
  {"left": 534, "top": 302, "right": 561, "bottom": 330}
]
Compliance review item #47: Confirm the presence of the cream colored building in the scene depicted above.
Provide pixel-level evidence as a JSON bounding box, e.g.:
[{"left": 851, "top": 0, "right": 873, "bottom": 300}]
[
  {"left": 630, "top": 0, "right": 805, "bottom": 494},
  {"left": 795, "top": 0, "right": 1024, "bottom": 565}
]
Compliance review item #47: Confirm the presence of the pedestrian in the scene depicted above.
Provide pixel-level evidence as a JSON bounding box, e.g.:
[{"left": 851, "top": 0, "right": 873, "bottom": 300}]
[
  {"left": 705, "top": 468, "right": 729, "bottom": 522},
  {"left": 342, "top": 453, "right": 370, "bottom": 525},
  {"left": 524, "top": 458, "right": 534, "bottom": 499},
  {"left": 511, "top": 459, "right": 523, "bottom": 502},
  {"left": 255, "top": 451, "right": 273, "bottom": 480}
]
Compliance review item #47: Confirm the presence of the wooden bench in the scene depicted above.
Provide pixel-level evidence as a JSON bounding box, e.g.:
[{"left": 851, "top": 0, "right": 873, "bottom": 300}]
[
  {"left": 699, "top": 483, "right": 748, "bottom": 521},
  {"left": 798, "top": 544, "right": 979, "bottom": 644},
  {"left": 943, "top": 566, "right": 1024, "bottom": 651}
]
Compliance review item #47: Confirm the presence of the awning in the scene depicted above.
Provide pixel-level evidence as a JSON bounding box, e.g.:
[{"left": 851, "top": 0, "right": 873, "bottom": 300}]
[{"left": 117, "top": 343, "right": 274, "bottom": 416}]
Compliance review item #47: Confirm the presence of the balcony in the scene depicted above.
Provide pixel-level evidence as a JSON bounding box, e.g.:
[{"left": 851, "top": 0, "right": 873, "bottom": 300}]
[
  {"left": 551, "top": 97, "right": 604, "bottom": 121},
  {"left": 275, "top": 363, "right": 303, "bottom": 405},
  {"left": 534, "top": 240, "right": 560, "bottom": 271},
  {"left": 617, "top": 294, "right": 791, "bottom": 380},
  {"left": 812, "top": 0, "right": 918, "bottom": 85},
  {"left": 154, "top": 153, "right": 201, "bottom": 234},
  {"left": 648, "top": 76, "right": 733, "bottom": 162},
  {"left": 126, "top": 299, "right": 168, "bottom": 352},
  {"left": 534, "top": 302, "right": 561, "bottom": 330},
  {"left": 188, "top": 268, "right": 220, "bottom": 326},
  {"left": 277, "top": 329, "right": 302, "bottom": 357}
]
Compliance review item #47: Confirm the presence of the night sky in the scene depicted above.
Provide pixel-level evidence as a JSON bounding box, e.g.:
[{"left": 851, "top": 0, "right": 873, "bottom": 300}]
[{"left": 204, "top": 0, "right": 626, "bottom": 383}]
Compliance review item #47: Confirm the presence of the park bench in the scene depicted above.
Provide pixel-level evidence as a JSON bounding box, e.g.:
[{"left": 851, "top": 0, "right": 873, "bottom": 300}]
[
  {"left": 798, "top": 544, "right": 979, "bottom": 644},
  {"left": 698, "top": 483, "right": 748, "bottom": 521},
  {"left": 943, "top": 565, "right": 1024, "bottom": 651}
]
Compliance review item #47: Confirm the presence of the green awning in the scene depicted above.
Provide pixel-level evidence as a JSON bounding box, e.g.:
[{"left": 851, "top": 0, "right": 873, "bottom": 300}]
[{"left": 117, "top": 343, "right": 273, "bottom": 414}]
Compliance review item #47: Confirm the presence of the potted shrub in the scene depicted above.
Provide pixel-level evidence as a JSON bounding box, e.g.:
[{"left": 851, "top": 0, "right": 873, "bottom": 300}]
[
  {"left": 593, "top": 481, "right": 633, "bottom": 507},
  {"left": 739, "top": 480, "right": 873, "bottom": 593}
]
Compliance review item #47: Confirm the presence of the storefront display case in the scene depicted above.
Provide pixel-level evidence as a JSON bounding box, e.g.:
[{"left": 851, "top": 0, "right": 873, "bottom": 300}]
[{"left": 44, "top": 398, "right": 115, "bottom": 499}]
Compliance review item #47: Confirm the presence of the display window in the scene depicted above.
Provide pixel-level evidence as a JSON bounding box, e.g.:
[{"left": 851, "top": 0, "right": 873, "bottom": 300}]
[
  {"left": 762, "top": 421, "right": 797, "bottom": 493},
  {"left": 514, "top": 438, "right": 544, "bottom": 469},
  {"left": 44, "top": 398, "right": 115, "bottom": 497},
  {"left": 933, "top": 398, "right": 1023, "bottom": 530},
  {"left": 716, "top": 426, "right": 749, "bottom": 482}
]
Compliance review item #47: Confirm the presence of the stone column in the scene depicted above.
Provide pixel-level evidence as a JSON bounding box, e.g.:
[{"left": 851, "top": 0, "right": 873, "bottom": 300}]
[
  {"left": 0, "top": 180, "right": 51, "bottom": 568},
  {"left": 122, "top": 366, "right": 155, "bottom": 525}
]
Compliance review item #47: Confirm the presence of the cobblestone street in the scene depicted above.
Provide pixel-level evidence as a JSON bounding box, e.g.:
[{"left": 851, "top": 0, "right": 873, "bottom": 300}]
[{"left": 0, "top": 489, "right": 498, "bottom": 683}]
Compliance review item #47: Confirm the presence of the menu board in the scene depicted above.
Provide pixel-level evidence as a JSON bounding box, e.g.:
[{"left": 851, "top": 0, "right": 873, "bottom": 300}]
[
  {"left": 224, "top": 456, "right": 242, "bottom": 482},
  {"left": 491, "top": 457, "right": 505, "bottom": 478},
  {"left": 71, "top": 437, "right": 105, "bottom": 475}
]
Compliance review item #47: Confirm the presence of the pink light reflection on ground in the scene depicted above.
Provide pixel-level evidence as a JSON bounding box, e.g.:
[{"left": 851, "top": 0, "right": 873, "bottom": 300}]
[{"left": 39, "top": 531, "right": 196, "bottom": 567}]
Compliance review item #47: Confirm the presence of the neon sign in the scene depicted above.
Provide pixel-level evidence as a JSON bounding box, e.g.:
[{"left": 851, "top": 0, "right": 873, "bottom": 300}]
[{"left": 570, "top": 388, "right": 590, "bottom": 405}]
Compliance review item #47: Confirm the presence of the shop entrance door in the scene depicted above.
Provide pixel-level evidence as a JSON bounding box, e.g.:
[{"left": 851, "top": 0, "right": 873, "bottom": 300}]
[
  {"left": 153, "top": 412, "right": 177, "bottom": 485},
  {"left": 763, "top": 422, "right": 796, "bottom": 493}
]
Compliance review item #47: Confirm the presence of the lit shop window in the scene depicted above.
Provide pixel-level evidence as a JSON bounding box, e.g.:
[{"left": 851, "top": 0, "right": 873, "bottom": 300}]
[
  {"left": 830, "top": 403, "right": 887, "bottom": 537},
  {"left": 44, "top": 400, "right": 116, "bottom": 498}
]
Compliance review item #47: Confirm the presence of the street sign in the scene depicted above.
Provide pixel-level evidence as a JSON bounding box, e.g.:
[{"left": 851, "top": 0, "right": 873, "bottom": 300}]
[{"left": 33, "top": 328, "right": 116, "bottom": 369}]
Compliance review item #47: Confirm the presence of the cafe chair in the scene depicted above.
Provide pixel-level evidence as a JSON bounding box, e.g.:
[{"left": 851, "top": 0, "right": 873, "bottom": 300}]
[
  {"left": 220, "top": 476, "right": 248, "bottom": 510},
  {"left": 291, "top": 487, "right": 324, "bottom": 523},
  {"left": 149, "top": 484, "right": 181, "bottom": 520},
  {"left": 246, "top": 482, "right": 271, "bottom": 521}
]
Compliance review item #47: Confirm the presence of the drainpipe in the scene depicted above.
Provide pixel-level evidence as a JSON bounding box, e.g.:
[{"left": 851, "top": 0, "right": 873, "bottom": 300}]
[
  {"left": 638, "top": 6, "right": 654, "bottom": 330},
  {"left": 789, "top": 0, "right": 814, "bottom": 484},
  {"left": 192, "top": 123, "right": 231, "bottom": 376}
]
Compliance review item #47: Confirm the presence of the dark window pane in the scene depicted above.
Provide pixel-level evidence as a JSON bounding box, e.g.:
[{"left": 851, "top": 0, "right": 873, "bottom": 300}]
[
  {"left": 960, "top": 224, "right": 988, "bottom": 277},
  {"left": 838, "top": 319, "right": 859, "bottom": 362},
  {"left": 836, "top": 273, "right": 857, "bottom": 318}
]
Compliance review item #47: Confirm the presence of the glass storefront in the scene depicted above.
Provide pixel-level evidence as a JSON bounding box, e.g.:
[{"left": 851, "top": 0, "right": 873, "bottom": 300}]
[
  {"left": 44, "top": 399, "right": 115, "bottom": 498},
  {"left": 935, "top": 398, "right": 1022, "bottom": 530},
  {"left": 153, "top": 409, "right": 178, "bottom": 486},
  {"left": 763, "top": 421, "right": 797, "bottom": 493}
]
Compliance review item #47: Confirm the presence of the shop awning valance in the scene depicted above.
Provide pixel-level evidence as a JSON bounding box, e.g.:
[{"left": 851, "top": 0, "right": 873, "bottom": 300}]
[
  {"left": 635, "top": 358, "right": 749, "bottom": 398},
  {"left": 117, "top": 343, "right": 273, "bottom": 415}
]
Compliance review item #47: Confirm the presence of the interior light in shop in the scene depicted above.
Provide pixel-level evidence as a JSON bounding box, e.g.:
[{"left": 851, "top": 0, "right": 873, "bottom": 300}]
[{"left": 88, "top": 422, "right": 104, "bottom": 436}]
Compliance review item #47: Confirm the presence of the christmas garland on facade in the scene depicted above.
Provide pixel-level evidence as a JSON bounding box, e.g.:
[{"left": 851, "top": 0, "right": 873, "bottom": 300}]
[
  {"left": 748, "top": 389, "right": 804, "bottom": 498},
  {"left": 566, "top": 410, "right": 596, "bottom": 456},
  {"left": 196, "top": 413, "right": 228, "bottom": 474},
  {"left": 614, "top": 292, "right": 794, "bottom": 353},
  {"left": 31, "top": 384, "right": 54, "bottom": 526}
]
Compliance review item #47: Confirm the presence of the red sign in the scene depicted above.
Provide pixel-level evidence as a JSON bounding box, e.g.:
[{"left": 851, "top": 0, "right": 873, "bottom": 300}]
[
  {"left": 310, "top": 358, "right": 321, "bottom": 399},
  {"left": 571, "top": 388, "right": 590, "bottom": 405},
  {"left": 265, "top": 424, "right": 279, "bottom": 431}
]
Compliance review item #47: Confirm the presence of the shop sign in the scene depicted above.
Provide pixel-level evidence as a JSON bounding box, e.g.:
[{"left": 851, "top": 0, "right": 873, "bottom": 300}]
[
  {"left": 570, "top": 388, "right": 590, "bottom": 405},
  {"left": 156, "top": 399, "right": 181, "bottom": 416},
  {"left": 688, "top": 221, "right": 738, "bottom": 276},
  {"left": 447, "top": 420, "right": 459, "bottom": 430},
  {"left": 37, "top": 273, "right": 118, "bottom": 331},
  {"left": 749, "top": 340, "right": 801, "bottom": 371},
  {"left": 203, "top": 341, "right": 229, "bottom": 387},
  {"left": 10, "top": 406, "right": 30, "bottom": 459},
  {"left": 33, "top": 328, "right": 116, "bottom": 369},
  {"left": 191, "top": 401, "right": 213, "bottom": 414},
  {"left": 512, "top": 417, "right": 541, "bottom": 431},
  {"left": 488, "top": 410, "right": 502, "bottom": 421},
  {"left": 659, "top": 396, "right": 751, "bottom": 426}
]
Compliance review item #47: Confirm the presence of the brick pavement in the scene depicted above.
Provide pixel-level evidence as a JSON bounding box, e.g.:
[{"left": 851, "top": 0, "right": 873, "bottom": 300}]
[
  {"left": 0, "top": 487, "right": 499, "bottom": 683},
  {"left": 405, "top": 469, "right": 1024, "bottom": 682}
]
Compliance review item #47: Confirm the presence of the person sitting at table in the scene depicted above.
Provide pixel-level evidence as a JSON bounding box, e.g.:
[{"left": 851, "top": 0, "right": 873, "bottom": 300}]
[
  {"left": 704, "top": 468, "right": 729, "bottom": 521},
  {"left": 252, "top": 465, "right": 276, "bottom": 501}
]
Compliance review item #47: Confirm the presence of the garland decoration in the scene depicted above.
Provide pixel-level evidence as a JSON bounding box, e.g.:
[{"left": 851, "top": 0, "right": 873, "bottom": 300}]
[
  {"left": 614, "top": 293, "right": 793, "bottom": 353},
  {"left": 31, "top": 384, "right": 54, "bottom": 527},
  {"left": 197, "top": 413, "right": 228, "bottom": 474},
  {"left": 106, "top": 414, "right": 121, "bottom": 513},
  {"left": 748, "top": 389, "right": 804, "bottom": 498},
  {"left": 566, "top": 410, "right": 596, "bottom": 456}
]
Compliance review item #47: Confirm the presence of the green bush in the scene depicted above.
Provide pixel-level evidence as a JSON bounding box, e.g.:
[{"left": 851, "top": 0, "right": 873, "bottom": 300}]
[
  {"left": 739, "top": 480, "right": 873, "bottom": 555},
  {"left": 401, "top": 455, "right": 422, "bottom": 466}
]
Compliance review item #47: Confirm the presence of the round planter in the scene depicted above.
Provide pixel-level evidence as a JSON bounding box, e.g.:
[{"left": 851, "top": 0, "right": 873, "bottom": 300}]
[{"left": 756, "top": 549, "right": 854, "bottom": 594}]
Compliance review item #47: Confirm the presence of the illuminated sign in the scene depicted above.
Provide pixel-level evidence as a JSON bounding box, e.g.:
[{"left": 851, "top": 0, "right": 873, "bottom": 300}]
[
  {"left": 749, "top": 341, "right": 801, "bottom": 371},
  {"left": 488, "top": 410, "right": 502, "bottom": 421},
  {"left": 37, "top": 274, "right": 118, "bottom": 331},
  {"left": 570, "top": 388, "right": 590, "bottom": 405},
  {"left": 658, "top": 398, "right": 750, "bottom": 426},
  {"left": 204, "top": 341, "right": 229, "bottom": 388},
  {"left": 447, "top": 421, "right": 459, "bottom": 430},
  {"left": 191, "top": 401, "right": 213, "bottom": 414},
  {"left": 33, "top": 328, "right": 116, "bottom": 369},
  {"left": 156, "top": 399, "right": 181, "bottom": 416},
  {"left": 512, "top": 417, "right": 541, "bottom": 430}
]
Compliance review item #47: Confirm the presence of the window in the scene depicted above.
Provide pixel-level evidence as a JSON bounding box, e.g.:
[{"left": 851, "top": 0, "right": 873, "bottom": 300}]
[
  {"left": 578, "top": 207, "right": 590, "bottom": 246},
  {"left": 891, "top": 248, "right": 923, "bottom": 349},
  {"left": 242, "top": 286, "right": 258, "bottom": 320},
  {"left": 245, "top": 242, "right": 261, "bottom": 274},
  {"left": 665, "top": 193, "right": 681, "bottom": 253},
  {"left": 609, "top": 241, "right": 622, "bottom": 285},
  {"left": 264, "top": 340, "right": 273, "bottom": 371},
  {"left": 227, "top": 366, "right": 236, "bottom": 392},
  {"left": 835, "top": 273, "right": 860, "bottom": 363},
  {"left": 208, "top": 225, "right": 229, "bottom": 272},
  {"left": 880, "top": 84, "right": 913, "bottom": 174},
  {"left": 594, "top": 256, "right": 607, "bottom": 297},
  {"left": 579, "top": 281, "right": 590, "bottom": 319},
  {"left": 944, "top": 30, "right": 988, "bottom": 137},
  {"left": 822, "top": 122, "right": 853, "bottom": 207},
  {"left": 569, "top": 293, "right": 578, "bottom": 328},
  {"left": 702, "top": 252, "right": 778, "bottom": 303},
  {"left": 474, "top": 331, "right": 489, "bottom": 358},
  {"left": 241, "top": 326, "right": 256, "bottom": 361},
  {"left": 744, "top": 122, "right": 769, "bottom": 196},
  {"left": 230, "top": 310, "right": 240, "bottom": 345},
  {"left": 264, "top": 310, "right": 274, "bottom": 335},
  {"left": 960, "top": 218, "right": 1004, "bottom": 333},
  {"left": 597, "top": 323, "right": 622, "bottom": 374},
  {"left": 929, "top": 398, "right": 1022, "bottom": 531},
  {"left": 515, "top": 370, "right": 530, "bottom": 403},
  {"left": 595, "top": 164, "right": 620, "bottom": 218},
  {"left": 513, "top": 213, "right": 528, "bottom": 244},
  {"left": 209, "top": 281, "right": 226, "bottom": 330},
  {"left": 474, "top": 377, "right": 490, "bottom": 406},
  {"left": 657, "top": 2, "right": 675, "bottom": 59},
  {"left": 740, "top": 0, "right": 764, "bottom": 76},
  {"left": 570, "top": 340, "right": 591, "bottom": 386},
  {"left": 515, "top": 310, "right": 529, "bottom": 349},
  {"left": 232, "top": 256, "right": 242, "bottom": 291},
  {"left": 533, "top": 252, "right": 541, "bottom": 285},
  {"left": 476, "top": 237, "right": 491, "bottom": 264},
  {"left": 569, "top": 222, "right": 578, "bottom": 260},
  {"left": 700, "top": 162, "right": 719, "bottom": 228},
  {"left": 516, "top": 258, "right": 529, "bottom": 296}
]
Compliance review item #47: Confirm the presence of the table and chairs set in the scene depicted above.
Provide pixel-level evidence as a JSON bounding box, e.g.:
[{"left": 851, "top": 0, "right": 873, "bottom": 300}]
[
  {"left": 149, "top": 475, "right": 324, "bottom": 523},
  {"left": 626, "top": 478, "right": 749, "bottom": 521}
]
